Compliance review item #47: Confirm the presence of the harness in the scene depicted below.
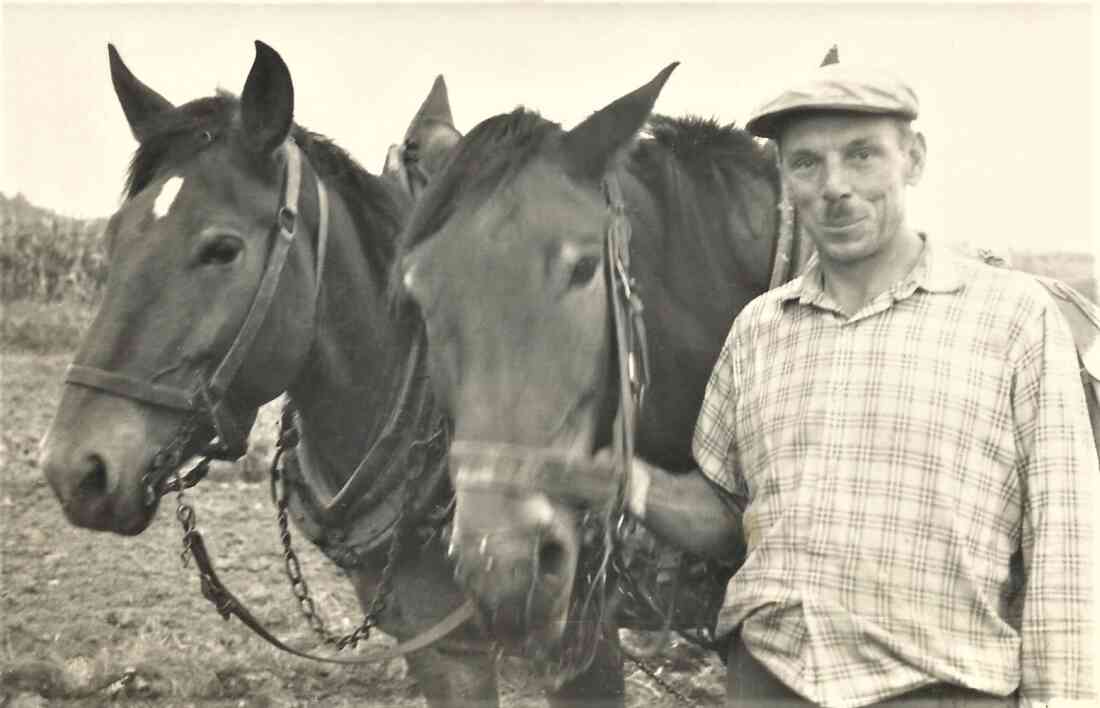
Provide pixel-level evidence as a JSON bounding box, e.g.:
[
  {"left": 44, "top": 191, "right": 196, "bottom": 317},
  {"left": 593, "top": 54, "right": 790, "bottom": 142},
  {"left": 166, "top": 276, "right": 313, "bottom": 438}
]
[{"left": 65, "top": 141, "right": 475, "bottom": 665}]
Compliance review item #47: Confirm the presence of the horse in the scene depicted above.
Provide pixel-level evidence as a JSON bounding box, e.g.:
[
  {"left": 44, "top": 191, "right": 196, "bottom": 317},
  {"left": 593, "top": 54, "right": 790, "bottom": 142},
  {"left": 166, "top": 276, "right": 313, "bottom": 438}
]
[
  {"left": 35, "top": 41, "right": 613, "bottom": 708},
  {"left": 393, "top": 62, "right": 784, "bottom": 698}
]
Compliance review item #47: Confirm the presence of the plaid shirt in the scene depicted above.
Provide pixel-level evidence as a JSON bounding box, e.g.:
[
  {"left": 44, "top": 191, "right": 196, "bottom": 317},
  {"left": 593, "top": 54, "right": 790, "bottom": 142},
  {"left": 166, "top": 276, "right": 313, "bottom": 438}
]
[{"left": 693, "top": 238, "right": 1097, "bottom": 707}]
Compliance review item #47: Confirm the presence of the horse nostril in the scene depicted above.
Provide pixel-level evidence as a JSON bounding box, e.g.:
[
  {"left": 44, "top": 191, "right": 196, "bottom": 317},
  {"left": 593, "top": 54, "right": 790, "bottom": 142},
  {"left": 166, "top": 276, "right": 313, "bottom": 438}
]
[
  {"left": 538, "top": 538, "right": 567, "bottom": 579},
  {"left": 76, "top": 454, "right": 109, "bottom": 499}
]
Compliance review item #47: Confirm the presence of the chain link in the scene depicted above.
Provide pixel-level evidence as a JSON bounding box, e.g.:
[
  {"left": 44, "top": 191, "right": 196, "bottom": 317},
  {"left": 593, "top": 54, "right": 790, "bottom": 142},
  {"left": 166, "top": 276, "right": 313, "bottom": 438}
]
[
  {"left": 267, "top": 400, "right": 434, "bottom": 651},
  {"left": 622, "top": 648, "right": 697, "bottom": 707}
]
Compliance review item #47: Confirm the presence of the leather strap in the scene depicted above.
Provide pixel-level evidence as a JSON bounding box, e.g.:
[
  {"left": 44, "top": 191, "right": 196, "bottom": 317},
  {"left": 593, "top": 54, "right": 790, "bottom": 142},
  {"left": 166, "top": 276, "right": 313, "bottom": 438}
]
[
  {"left": 186, "top": 527, "right": 477, "bottom": 664},
  {"left": 203, "top": 144, "right": 303, "bottom": 457},
  {"left": 452, "top": 440, "right": 618, "bottom": 504},
  {"left": 309, "top": 333, "right": 426, "bottom": 527},
  {"left": 604, "top": 173, "right": 647, "bottom": 512},
  {"left": 66, "top": 365, "right": 194, "bottom": 411},
  {"left": 315, "top": 175, "right": 329, "bottom": 303}
]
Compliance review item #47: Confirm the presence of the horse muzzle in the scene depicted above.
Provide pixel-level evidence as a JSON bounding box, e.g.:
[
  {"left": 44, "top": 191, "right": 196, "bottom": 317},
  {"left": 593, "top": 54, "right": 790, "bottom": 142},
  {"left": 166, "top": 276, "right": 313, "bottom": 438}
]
[
  {"left": 447, "top": 441, "right": 590, "bottom": 645},
  {"left": 40, "top": 399, "right": 161, "bottom": 535}
]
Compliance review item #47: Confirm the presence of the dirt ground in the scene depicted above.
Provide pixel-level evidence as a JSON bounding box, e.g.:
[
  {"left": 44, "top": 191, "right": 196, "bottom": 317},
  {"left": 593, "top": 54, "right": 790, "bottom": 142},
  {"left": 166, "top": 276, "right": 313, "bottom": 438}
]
[{"left": 0, "top": 352, "right": 726, "bottom": 707}]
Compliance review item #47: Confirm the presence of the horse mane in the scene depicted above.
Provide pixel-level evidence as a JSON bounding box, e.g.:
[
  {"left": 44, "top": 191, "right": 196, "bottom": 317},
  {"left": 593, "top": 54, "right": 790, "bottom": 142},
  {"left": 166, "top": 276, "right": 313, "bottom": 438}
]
[
  {"left": 642, "top": 114, "right": 777, "bottom": 182},
  {"left": 123, "top": 90, "right": 405, "bottom": 273},
  {"left": 629, "top": 114, "right": 780, "bottom": 296},
  {"left": 292, "top": 127, "right": 406, "bottom": 273},
  {"left": 396, "top": 108, "right": 558, "bottom": 260}
]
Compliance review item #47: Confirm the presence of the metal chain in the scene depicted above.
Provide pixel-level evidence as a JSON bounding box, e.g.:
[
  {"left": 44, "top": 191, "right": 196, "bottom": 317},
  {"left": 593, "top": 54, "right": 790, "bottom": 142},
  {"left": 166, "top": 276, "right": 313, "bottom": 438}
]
[
  {"left": 143, "top": 410, "right": 205, "bottom": 506},
  {"left": 176, "top": 467, "right": 203, "bottom": 568},
  {"left": 268, "top": 400, "right": 434, "bottom": 651},
  {"left": 622, "top": 647, "right": 697, "bottom": 707}
]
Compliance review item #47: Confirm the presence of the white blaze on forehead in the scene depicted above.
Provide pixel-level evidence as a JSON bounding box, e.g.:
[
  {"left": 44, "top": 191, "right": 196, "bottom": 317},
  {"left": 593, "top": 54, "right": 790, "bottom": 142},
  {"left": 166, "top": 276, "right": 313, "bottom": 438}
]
[{"left": 152, "top": 177, "right": 185, "bottom": 219}]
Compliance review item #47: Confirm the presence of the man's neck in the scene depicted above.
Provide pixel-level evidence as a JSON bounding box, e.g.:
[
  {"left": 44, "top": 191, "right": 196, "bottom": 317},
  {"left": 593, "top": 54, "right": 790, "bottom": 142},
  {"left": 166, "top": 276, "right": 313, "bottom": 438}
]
[{"left": 819, "top": 230, "right": 925, "bottom": 316}]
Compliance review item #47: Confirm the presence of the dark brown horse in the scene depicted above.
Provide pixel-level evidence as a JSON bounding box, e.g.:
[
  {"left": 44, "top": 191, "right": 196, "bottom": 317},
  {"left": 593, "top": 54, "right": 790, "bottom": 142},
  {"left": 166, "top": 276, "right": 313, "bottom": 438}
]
[
  {"left": 394, "top": 64, "right": 783, "bottom": 693},
  {"left": 36, "top": 41, "right": 619, "bottom": 707}
]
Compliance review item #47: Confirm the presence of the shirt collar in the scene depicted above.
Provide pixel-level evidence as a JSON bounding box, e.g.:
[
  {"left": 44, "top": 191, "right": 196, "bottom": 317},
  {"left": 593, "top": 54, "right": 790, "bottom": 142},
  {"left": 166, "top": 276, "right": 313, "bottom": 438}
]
[{"left": 779, "top": 234, "right": 965, "bottom": 306}]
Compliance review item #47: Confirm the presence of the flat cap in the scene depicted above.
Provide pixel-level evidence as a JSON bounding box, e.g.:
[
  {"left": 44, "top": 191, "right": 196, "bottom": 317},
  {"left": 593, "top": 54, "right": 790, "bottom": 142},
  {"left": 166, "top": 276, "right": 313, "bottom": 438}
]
[{"left": 746, "top": 63, "right": 919, "bottom": 139}]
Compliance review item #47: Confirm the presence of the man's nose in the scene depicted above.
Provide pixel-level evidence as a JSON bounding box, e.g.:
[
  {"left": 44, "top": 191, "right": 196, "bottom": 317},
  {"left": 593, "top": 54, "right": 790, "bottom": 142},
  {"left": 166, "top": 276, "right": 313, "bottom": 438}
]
[{"left": 822, "top": 160, "right": 852, "bottom": 202}]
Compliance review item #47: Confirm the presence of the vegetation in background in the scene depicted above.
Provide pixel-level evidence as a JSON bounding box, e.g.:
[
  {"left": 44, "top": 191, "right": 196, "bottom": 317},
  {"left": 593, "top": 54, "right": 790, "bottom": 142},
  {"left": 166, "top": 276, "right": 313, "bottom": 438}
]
[
  {"left": 1, "top": 193, "right": 108, "bottom": 303},
  {"left": 2, "top": 193, "right": 103, "bottom": 351}
]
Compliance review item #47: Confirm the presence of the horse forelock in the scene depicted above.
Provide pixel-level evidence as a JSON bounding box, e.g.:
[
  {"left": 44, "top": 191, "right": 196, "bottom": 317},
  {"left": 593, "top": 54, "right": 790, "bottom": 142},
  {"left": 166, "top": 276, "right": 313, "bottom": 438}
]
[
  {"left": 124, "top": 93, "right": 237, "bottom": 199},
  {"left": 395, "top": 108, "right": 560, "bottom": 265},
  {"left": 122, "top": 90, "right": 405, "bottom": 279}
]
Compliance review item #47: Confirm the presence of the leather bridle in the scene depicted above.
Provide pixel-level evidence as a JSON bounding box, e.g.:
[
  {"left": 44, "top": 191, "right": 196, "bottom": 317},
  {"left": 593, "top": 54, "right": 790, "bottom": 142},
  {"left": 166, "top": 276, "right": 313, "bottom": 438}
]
[
  {"left": 450, "top": 172, "right": 650, "bottom": 506},
  {"left": 64, "top": 141, "right": 328, "bottom": 502}
]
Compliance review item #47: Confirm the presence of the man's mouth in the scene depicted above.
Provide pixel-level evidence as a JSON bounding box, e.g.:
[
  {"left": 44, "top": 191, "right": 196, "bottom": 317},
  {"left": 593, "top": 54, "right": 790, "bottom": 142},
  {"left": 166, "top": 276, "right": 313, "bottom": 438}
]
[{"left": 823, "top": 215, "right": 866, "bottom": 230}]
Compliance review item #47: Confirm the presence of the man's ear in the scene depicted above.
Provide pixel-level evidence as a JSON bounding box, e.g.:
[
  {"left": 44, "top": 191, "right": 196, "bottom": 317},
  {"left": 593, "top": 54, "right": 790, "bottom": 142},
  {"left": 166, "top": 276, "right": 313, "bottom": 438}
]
[{"left": 905, "top": 131, "right": 927, "bottom": 186}]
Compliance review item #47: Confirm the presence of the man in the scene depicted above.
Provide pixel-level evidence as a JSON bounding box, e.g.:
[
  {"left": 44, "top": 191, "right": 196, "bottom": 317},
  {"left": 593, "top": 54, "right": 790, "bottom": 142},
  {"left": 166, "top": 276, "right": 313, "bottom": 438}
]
[{"left": 624, "top": 63, "right": 1097, "bottom": 706}]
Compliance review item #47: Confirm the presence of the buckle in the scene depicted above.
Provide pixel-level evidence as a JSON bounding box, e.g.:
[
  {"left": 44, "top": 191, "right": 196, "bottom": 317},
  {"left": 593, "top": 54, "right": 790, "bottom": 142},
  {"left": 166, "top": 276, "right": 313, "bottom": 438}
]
[{"left": 277, "top": 205, "right": 297, "bottom": 239}]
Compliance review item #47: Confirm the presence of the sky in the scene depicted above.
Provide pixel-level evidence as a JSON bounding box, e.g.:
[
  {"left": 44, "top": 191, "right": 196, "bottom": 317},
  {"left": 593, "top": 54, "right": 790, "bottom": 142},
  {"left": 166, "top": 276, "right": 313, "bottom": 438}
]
[{"left": 1, "top": 1, "right": 1096, "bottom": 257}]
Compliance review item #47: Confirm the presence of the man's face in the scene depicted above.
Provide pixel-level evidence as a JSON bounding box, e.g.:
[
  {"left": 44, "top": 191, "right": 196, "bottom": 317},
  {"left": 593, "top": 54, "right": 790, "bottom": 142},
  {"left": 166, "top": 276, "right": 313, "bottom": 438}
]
[{"left": 779, "top": 113, "right": 925, "bottom": 266}]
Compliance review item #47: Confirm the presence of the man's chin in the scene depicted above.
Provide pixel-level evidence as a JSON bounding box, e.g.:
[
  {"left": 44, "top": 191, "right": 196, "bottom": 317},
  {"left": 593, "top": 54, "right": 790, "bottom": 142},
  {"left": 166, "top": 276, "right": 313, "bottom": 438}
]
[{"left": 816, "top": 238, "right": 878, "bottom": 265}]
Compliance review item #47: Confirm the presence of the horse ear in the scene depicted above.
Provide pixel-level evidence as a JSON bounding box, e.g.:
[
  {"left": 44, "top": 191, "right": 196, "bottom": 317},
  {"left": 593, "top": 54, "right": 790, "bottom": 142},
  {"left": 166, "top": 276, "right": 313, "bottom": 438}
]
[
  {"left": 562, "top": 62, "right": 678, "bottom": 182},
  {"left": 108, "top": 44, "right": 174, "bottom": 142},
  {"left": 240, "top": 40, "right": 294, "bottom": 154},
  {"left": 406, "top": 75, "right": 456, "bottom": 140},
  {"left": 403, "top": 75, "right": 462, "bottom": 181}
]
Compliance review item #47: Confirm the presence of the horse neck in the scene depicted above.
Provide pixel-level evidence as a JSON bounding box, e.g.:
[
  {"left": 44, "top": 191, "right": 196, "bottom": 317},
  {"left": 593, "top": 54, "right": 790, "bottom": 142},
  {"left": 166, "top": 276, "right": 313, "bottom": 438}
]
[
  {"left": 285, "top": 185, "right": 415, "bottom": 483},
  {"left": 620, "top": 154, "right": 780, "bottom": 469}
]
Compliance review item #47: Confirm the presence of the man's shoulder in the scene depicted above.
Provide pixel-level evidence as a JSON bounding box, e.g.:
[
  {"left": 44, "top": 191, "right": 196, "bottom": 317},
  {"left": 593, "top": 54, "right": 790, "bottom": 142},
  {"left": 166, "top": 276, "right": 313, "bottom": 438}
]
[{"left": 948, "top": 250, "right": 1055, "bottom": 314}]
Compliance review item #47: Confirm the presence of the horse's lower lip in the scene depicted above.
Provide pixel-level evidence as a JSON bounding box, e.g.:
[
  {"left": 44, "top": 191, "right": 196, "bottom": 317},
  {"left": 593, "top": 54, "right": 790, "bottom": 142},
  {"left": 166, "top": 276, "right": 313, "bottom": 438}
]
[{"left": 62, "top": 496, "right": 154, "bottom": 535}]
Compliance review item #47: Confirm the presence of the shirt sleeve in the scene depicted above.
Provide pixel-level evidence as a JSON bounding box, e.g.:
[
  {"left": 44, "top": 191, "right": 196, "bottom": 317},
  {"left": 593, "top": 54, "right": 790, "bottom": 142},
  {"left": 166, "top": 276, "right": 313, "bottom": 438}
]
[
  {"left": 1013, "top": 299, "right": 1098, "bottom": 702},
  {"left": 692, "top": 325, "right": 748, "bottom": 506}
]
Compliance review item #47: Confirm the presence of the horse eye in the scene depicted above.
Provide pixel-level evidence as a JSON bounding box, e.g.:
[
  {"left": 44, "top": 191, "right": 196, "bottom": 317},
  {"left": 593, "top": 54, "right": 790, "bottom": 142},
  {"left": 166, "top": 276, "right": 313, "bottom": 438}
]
[
  {"left": 568, "top": 254, "right": 602, "bottom": 289},
  {"left": 197, "top": 236, "right": 242, "bottom": 266}
]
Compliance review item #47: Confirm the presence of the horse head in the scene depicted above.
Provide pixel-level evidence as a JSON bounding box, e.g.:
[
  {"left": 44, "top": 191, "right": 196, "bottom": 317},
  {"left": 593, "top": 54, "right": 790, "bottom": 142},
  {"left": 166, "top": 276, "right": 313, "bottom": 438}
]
[
  {"left": 395, "top": 64, "right": 679, "bottom": 655},
  {"left": 41, "top": 42, "right": 346, "bottom": 534}
]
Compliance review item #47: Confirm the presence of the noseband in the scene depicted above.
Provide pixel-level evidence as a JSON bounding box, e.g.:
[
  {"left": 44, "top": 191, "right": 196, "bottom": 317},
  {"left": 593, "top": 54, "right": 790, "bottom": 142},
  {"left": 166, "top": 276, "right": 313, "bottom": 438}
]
[{"left": 64, "top": 141, "right": 329, "bottom": 502}]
